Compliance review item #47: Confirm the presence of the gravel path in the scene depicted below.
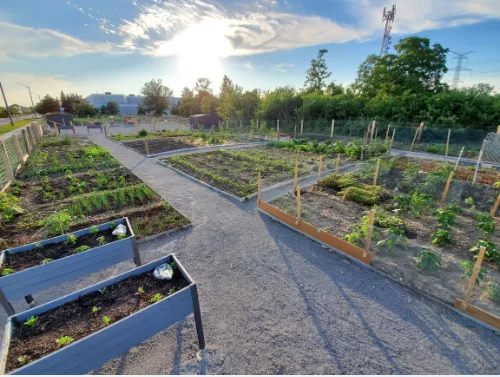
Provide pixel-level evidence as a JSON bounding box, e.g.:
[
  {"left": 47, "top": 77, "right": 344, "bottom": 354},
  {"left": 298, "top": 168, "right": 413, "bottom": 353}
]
[{"left": 2, "top": 134, "right": 499, "bottom": 374}]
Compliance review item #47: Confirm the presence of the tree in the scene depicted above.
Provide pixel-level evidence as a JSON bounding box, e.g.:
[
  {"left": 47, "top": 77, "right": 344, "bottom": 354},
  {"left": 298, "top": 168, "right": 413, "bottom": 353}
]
[
  {"left": 216, "top": 75, "right": 243, "bottom": 120},
  {"left": 194, "top": 78, "right": 212, "bottom": 94},
  {"left": 140, "top": 79, "right": 173, "bottom": 116},
  {"left": 105, "top": 100, "right": 119, "bottom": 115},
  {"left": 73, "top": 100, "right": 98, "bottom": 118},
  {"left": 0, "top": 107, "right": 6, "bottom": 118},
  {"left": 35, "top": 95, "right": 60, "bottom": 115},
  {"left": 9, "top": 105, "right": 21, "bottom": 117},
  {"left": 60, "top": 92, "right": 83, "bottom": 114},
  {"left": 469, "top": 83, "right": 494, "bottom": 95},
  {"left": 304, "top": 49, "right": 332, "bottom": 93}
]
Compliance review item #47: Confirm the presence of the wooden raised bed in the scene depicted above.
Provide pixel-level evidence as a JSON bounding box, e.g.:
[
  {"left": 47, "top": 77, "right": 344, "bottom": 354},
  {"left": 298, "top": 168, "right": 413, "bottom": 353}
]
[
  {"left": 0, "top": 218, "right": 141, "bottom": 316},
  {"left": 0, "top": 255, "right": 205, "bottom": 375}
]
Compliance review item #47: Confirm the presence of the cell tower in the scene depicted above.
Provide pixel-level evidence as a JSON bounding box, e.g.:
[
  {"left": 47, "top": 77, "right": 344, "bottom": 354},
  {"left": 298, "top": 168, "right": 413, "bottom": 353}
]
[
  {"left": 450, "top": 51, "right": 473, "bottom": 89},
  {"left": 380, "top": 4, "right": 396, "bottom": 56}
]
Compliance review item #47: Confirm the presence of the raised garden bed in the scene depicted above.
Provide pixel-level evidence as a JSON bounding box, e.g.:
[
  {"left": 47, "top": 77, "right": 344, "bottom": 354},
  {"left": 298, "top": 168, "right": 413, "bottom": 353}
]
[
  {"left": 161, "top": 146, "right": 352, "bottom": 199},
  {"left": 0, "top": 218, "right": 141, "bottom": 315},
  {"left": 268, "top": 155, "right": 500, "bottom": 318},
  {"left": 0, "top": 254, "right": 204, "bottom": 374}
]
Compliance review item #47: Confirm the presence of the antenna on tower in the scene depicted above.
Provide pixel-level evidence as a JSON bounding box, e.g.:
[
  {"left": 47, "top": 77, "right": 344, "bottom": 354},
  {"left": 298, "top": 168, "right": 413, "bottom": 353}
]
[
  {"left": 450, "top": 51, "right": 473, "bottom": 89},
  {"left": 380, "top": 4, "right": 396, "bottom": 56}
]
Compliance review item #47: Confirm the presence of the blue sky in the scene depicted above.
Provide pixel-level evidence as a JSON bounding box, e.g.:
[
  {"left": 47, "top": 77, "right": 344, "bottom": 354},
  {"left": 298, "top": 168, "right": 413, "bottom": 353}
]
[{"left": 1, "top": 0, "right": 500, "bottom": 106}]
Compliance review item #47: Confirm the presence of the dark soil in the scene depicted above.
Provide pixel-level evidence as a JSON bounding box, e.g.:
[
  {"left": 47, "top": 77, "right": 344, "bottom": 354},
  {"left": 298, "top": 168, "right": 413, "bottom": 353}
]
[
  {"left": 3, "top": 228, "right": 127, "bottom": 274},
  {"left": 123, "top": 137, "right": 205, "bottom": 155},
  {"left": 6, "top": 265, "right": 189, "bottom": 372}
]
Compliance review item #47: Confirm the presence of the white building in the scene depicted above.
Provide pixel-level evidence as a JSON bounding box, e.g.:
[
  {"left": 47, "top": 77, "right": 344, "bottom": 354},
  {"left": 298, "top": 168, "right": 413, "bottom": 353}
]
[{"left": 84, "top": 93, "right": 180, "bottom": 115}]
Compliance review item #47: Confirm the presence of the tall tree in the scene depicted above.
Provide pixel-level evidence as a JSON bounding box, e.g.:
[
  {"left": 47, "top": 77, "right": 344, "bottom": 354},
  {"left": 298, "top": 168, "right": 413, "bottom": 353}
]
[
  {"left": 194, "top": 78, "right": 212, "bottom": 94},
  {"left": 304, "top": 49, "right": 332, "bottom": 93},
  {"left": 73, "top": 101, "right": 98, "bottom": 117},
  {"left": 35, "top": 95, "right": 60, "bottom": 115},
  {"left": 140, "top": 79, "right": 173, "bottom": 116},
  {"left": 60, "top": 92, "right": 83, "bottom": 114},
  {"left": 106, "top": 100, "right": 120, "bottom": 115},
  {"left": 216, "top": 75, "right": 242, "bottom": 120}
]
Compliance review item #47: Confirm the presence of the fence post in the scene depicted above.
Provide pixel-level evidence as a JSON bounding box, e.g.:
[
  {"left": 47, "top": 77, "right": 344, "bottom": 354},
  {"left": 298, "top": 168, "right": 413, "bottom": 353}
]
[
  {"left": 373, "top": 159, "right": 381, "bottom": 186},
  {"left": 490, "top": 193, "right": 500, "bottom": 217},
  {"left": 330, "top": 119, "right": 335, "bottom": 138},
  {"left": 335, "top": 153, "right": 340, "bottom": 175},
  {"left": 22, "top": 129, "right": 31, "bottom": 154},
  {"left": 300, "top": 119, "right": 303, "bottom": 135},
  {"left": 27, "top": 126, "right": 36, "bottom": 147},
  {"left": 145, "top": 139, "right": 151, "bottom": 155},
  {"left": 409, "top": 127, "right": 419, "bottom": 152},
  {"left": 294, "top": 124, "right": 297, "bottom": 139},
  {"left": 277, "top": 119, "right": 280, "bottom": 141},
  {"left": 445, "top": 128, "right": 451, "bottom": 156},
  {"left": 53, "top": 121, "right": 60, "bottom": 135},
  {"left": 293, "top": 155, "right": 299, "bottom": 192},
  {"left": 317, "top": 156, "right": 323, "bottom": 182},
  {"left": 462, "top": 246, "right": 486, "bottom": 305},
  {"left": 472, "top": 142, "right": 484, "bottom": 185},
  {"left": 417, "top": 122, "right": 424, "bottom": 143},
  {"left": 390, "top": 129, "right": 396, "bottom": 151},
  {"left": 62, "top": 117, "right": 66, "bottom": 126},
  {"left": 365, "top": 209, "right": 376, "bottom": 252},
  {"left": 0, "top": 141, "right": 14, "bottom": 181},
  {"left": 441, "top": 171, "right": 454, "bottom": 203},
  {"left": 370, "top": 120, "right": 376, "bottom": 142},
  {"left": 257, "top": 172, "right": 262, "bottom": 204},
  {"left": 12, "top": 135, "right": 24, "bottom": 163},
  {"left": 385, "top": 124, "right": 390, "bottom": 143},
  {"left": 497, "top": 125, "right": 500, "bottom": 135},
  {"left": 295, "top": 185, "right": 301, "bottom": 225}
]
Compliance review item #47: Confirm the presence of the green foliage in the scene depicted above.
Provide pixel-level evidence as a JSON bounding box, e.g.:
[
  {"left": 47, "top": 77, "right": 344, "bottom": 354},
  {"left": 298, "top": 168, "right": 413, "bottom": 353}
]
[
  {"left": 435, "top": 209, "right": 456, "bottom": 229},
  {"left": 34, "top": 94, "right": 60, "bottom": 115},
  {"left": 140, "top": 79, "right": 173, "bottom": 116},
  {"left": 65, "top": 234, "right": 77, "bottom": 245},
  {"left": 304, "top": 49, "right": 332, "bottom": 92},
  {"left": 17, "top": 356, "right": 28, "bottom": 365},
  {"left": 24, "top": 316, "right": 38, "bottom": 327},
  {"left": 431, "top": 229, "right": 453, "bottom": 246},
  {"left": 487, "top": 284, "right": 500, "bottom": 304},
  {"left": 469, "top": 240, "right": 499, "bottom": 263},
  {"left": 446, "top": 203, "right": 462, "bottom": 215},
  {"left": 136, "top": 287, "right": 144, "bottom": 295},
  {"left": 99, "top": 287, "right": 107, "bottom": 295},
  {"left": 394, "top": 190, "right": 434, "bottom": 218},
  {"left": 377, "top": 230, "right": 408, "bottom": 252},
  {"left": 91, "top": 306, "right": 100, "bottom": 313},
  {"left": 89, "top": 225, "right": 99, "bottom": 234},
  {"left": 345, "top": 214, "right": 379, "bottom": 246},
  {"left": 116, "top": 234, "right": 127, "bottom": 240},
  {"left": 169, "top": 287, "right": 176, "bottom": 295},
  {"left": 97, "top": 236, "right": 106, "bottom": 245},
  {"left": 459, "top": 260, "right": 486, "bottom": 285},
  {"left": 1, "top": 268, "right": 15, "bottom": 276},
  {"left": 476, "top": 213, "right": 495, "bottom": 234},
  {"left": 41, "top": 211, "right": 72, "bottom": 235},
  {"left": 103, "top": 316, "right": 111, "bottom": 326},
  {"left": 138, "top": 129, "right": 148, "bottom": 137},
  {"left": 414, "top": 249, "right": 443, "bottom": 271},
  {"left": 56, "top": 336, "right": 73, "bottom": 346},
  {"left": 150, "top": 293, "right": 163, "bottom": 303},
  {"left": 73, "top": 245, "right": 90, "bottom": 253},
  {"left": 320, "top": 173, "right": 358, "bottom": 190},
  {"left": 340, "top": 186, "right": 380, "bottom": 205},
  {"left": 0, "top": 193, "right": 23, "bottom": 225},
  {"left": 41, "top": 258, "right": 53, "bottom": 264}
]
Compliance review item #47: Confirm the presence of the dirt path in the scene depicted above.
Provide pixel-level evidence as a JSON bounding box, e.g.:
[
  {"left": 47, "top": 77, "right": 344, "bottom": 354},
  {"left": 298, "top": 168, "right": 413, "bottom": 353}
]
[{"left": 2, "top": 134, "right": 499, "bottom": 374}]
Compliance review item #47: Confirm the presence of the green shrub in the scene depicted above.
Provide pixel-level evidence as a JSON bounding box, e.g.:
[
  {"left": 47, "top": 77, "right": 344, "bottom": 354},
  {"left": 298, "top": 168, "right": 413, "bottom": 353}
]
[
  {"left": 340, "top": 186, "right": 379, "bottom": 205},
  {"left": 469, "top": 240, "right": 499, "bottom": 263},
  {"left": 435, "top": 209, "right": 456, "bottom": 229},
  {"left": 476, "top": 213, "right": 495, "bottom": 234},
  {"left": 319, "top": 173, "right": 358, "bottom": 190},
  {"left": 431, "top": 229, "right": 453, "bottom": 246},
  {"left": 345, "top": 141, "right": 362, "bottom": 160},
  {"left": 459, "top": 260, "right": 486, "bottom": 285},
  {"left": 414, "top": 249, "right": 443, "bottom": 270},
  {"left": 487, "top": 284, "right": 500, "bottom": 304},
  {"left": 138, "top": 129, "right": 148, "bottom": 137},
  {"left": 0, "top": 193, "right": 23, "bottom": 225},
  {"left": 40, "top": 211, "right": 72, "bottom": 235}
]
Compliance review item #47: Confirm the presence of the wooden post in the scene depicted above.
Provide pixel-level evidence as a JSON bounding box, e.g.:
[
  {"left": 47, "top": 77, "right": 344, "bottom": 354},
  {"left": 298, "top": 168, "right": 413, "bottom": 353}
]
[
  {"left": 294, "top": 124, "right": 297, "bottom": 139},
  {"left": 463, "top": 246, "right": 486, "bottom": 304},
  {"left": 497, "top": 125, "right": 500, "bottom": 135},
  {"left": 390, "top": 129, "right": 396, "bottom": 150},
  {"left": 104, "top": 125, "right": 108, "bottom": 138},
  {"left": 417, "top": 122, "right": 424, "bottom": 143},
  {"left": 277, "top": 119, "right": 280, "bottom": 141},
  {"left": 445, "top": 128, "right": 451, "bottom": 156},
  {"left": 361, "top": 132, "right": 367, "bottom": 161},
  {"left": 135, "top": 119, "right": 139, "bottom": 133},
  {"left": 366, "top": 123, "right": 371, "bottom": 144},
  {"left": 330, "top": 119, "right": 335, "bottom": 138},
  {"left": 335, "top": 153, "right": 340, "bottom": 175},
  {"left": 409, "top": 127, "right": 419, "bottom": 151},
  {"left": 374, "top": 128, "right": 378, "bottom": 141},
  {"left": 373, "top": 159, "right": 381, "bottom": 186},
  {"left": 71, "top": 121, "right": 76, "bottom": 135},
  {"left": 490, "top": 193, "right": 500, "bottom": 217},
  {"left": 455, "top": 147, "right": 465, "bottom": 171},
  {"left": 296, "top": 185, "right": 301, "bottom": 225},
  {"left": 22, "top": 129, "right": 31, "bottom": 153},
  {"left": 257, "top": 172, "right": 262, "bottom": 204},
  {"left": 62, "top": 117, "right": 66, "bottom": 126},
  {"left": 145, "top": 139, "right": 151, "bottom": 155},
  {"left": 385, "top": 124, "right": 390, "bottom": 142},
  {"left": 472, "top": 142, "right": 484, "bottom": 185},
  {"left": 440, "top": 171, "right": 454, "bottom": 203},
  {"left": 12, "top": 135, "right": 23, "bottom": 163},
  {"left": 370, "top": 120, "right": 376, "bottom": 142},
  {"left": 300, "top": 119, "right": 303, "bottom": 135},
  {"left": 365, "top": 209, "right": 376, "bottom": 252},
  {"left": 38, "top": 124, "right": 43, "bottom": 137},
  {"left": 53, "top": 121, "right": 60, "bottom": 135},
  {"left": 27, "top": 126, "right": 36, "bottom": 147},
  {"left": 0, "top": 141, "right": 14, "bottom": 181},
  {"left": 317, "top": 156, "right": 323, "bottom": 182},
  {"left": 293, "top": 155, "right": 299, "bottom": 192}
]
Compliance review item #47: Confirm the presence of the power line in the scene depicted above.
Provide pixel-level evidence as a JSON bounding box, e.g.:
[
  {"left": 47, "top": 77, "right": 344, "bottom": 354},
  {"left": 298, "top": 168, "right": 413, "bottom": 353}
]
[
  {"left": 450, "top": 51, "right": 473, "bottom": 89},
  {"left": 380, "top": 4, "right": 396, "bottom": 57}
]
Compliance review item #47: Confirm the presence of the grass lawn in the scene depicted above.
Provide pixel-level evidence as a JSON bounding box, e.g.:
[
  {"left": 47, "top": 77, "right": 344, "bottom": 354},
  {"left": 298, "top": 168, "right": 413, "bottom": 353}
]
[{"left": 0, "top": 119, "right": 34, "bottom": 136}]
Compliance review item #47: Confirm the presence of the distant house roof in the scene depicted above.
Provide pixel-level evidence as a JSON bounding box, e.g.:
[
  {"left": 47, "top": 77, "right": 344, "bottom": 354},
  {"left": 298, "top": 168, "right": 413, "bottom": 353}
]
[{"left": 84, "top": 93, "right": 180, "bottom": 115}]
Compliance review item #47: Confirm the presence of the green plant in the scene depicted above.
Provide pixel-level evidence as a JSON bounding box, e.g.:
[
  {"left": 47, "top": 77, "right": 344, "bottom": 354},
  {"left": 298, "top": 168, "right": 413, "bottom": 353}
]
[
  {"left": 35, "top": 242, "right": 42, "bottom": 248},
  {"left": 24, "top": 316, "right": 38, "bottom": 327},
  {"left": 169, "top": 261, "right": 176, "bottom": 267},
  {"left": 377, "top": 230, "right": 408, "bottom": 252},
  {"left": 103, "top": 316, "right": 111, "bottom": 326},
  {"left": 91, "top": 306, "right": 100, "bottom": 313},
  {"left": 459, "top": 260, "right": 486, "bottom": 285},
  {"left": 136, "top": 287, "right": 144, "bottom": 295},
  {"left": 89, "top": 225, "right": 99, "bottom": 234},
  {"left": 42, "top": 258, "right": 53, "bottom": 264},
  {"left": 138, "top": 129, "right": 148, "bottom": 137},
  {"left": 435, "top": 209, "right": 456, "bottom": 229},
  {"left": 340, "top": 186, "right": 380, "bottom": 205},
  {"left": 97, "top": 236, "right": 106, "bottom": 245},
  {"left": 99, "top": 287, "right": 107, "bottom": 295},
  {"left": 476, "top": 213, "right": 495, "bottom": 234},
  {"left": 469, "top": 240, "right": 499, "bottom": 263},
  {"left": 116, "top": 234, "right": 127, "bottom": 240},
  {"left": 56, "top": 336, "right": 73, "bottom": 346},
  {"left": 41, "top": 211, "right": 72, "bottom": 235},
  {"left": 65, "top": 233, "right": 77, "bottom": 245},
  {"left": 465, "top": 197, "right": 474, "bottom": 207},
  {"left": 431, "top": 229, "right": 453, "bottom": 246},
  {"left": 446, "top": 203, "right": 462, "bottom": 215},
  {"left": 169, "top": 288, "right": 176, "bottom": 295},
  {"left": 150, "top": 293, "right": 163, "bottom": 303},
  {"left": 345, "top": 214, "right": 379, "bottom": 246},
  {"left": 414, "top": 249, "right": 443, "bottom": 270},
  {"left": 17, "top": 355, "right": 28, "bottom": 365},
  {"left": 487, "top": 284, "right": 500, "bottom": 304},
  {"left": 1, "top": 268, "right": 15, "bottom": 276},
  {"left": 0, "top": 192, "right": 23, "bottom": 225},
  {"left": 73, "top": 245, "right": 90, "bottom": 253}
]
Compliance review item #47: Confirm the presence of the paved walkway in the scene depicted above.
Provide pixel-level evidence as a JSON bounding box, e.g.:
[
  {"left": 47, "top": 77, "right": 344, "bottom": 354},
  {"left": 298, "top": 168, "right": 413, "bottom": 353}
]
[{"left": 78, "top": 136, "right": 500, "bottom": 374}]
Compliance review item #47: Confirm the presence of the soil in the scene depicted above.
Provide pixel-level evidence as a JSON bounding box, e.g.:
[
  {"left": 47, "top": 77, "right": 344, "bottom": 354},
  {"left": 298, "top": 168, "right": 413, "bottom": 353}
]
[
  {"left": 5, "top": 265, "right": 189, "bottom": 373},
  {"left": 3, "top": 227, "right": 128, "bottom": 274},
  {"left": 123, "top": 137, "right": 207, "bottom": 155},
  {"left": 270, "top": 182, "right": 500, "bottom": 318}
]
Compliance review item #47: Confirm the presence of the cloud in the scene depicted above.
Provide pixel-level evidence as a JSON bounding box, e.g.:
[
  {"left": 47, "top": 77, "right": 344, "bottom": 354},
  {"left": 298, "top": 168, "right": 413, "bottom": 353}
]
[
  {"left": 273, "top": 63, "right": 294, "bottom": 72},
  {"left": 0, "top": 21, "right": 114, "bottom": 61}
]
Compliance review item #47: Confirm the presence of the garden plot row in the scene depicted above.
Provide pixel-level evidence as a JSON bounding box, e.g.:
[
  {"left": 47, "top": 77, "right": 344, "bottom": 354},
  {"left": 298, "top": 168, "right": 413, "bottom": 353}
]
[
  {"left": 159, "top": 138, "right": 389, "bottom": 200},
  {"left": 0, "top": 135, "right": 204, "bottom": 374},
  {"left": 264, "top": 155, "right": 500, "bottom": 328}
]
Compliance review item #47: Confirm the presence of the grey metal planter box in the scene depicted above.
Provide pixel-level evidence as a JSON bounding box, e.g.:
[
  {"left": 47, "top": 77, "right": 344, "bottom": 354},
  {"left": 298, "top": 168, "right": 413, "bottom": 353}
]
[
  {"left": 0, "top": 254, "right": 205, "bottom": 375},
  {"left": 0, "top": 218, "right": 141, "bottom": 316}
]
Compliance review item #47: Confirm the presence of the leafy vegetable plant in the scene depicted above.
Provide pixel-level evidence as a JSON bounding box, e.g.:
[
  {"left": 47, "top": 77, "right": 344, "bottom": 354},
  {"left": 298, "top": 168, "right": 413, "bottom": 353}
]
[
  {"left": 431, "top": 229, "right": 453, "bottom": 246},
  {"left": 97, "top": 236, "right": 106, "bottom": 245},
  {"left": 17, "top": 356, "right": 28, "bottom": 365},
  {"left": 459, "top": 260, "right": 486, "bottom": 285},
  {"left": 136, "top": 287, "right": 144, "bottom": 295},
  {"left": 91, "top": 306, "right": 100, "bottom": 313},
  {"left": 24, "top": 316, "right": 38, "bottom": 327},
  {"left": 103, "top": 316, "right": 111, "bottom": 326},
  {"left": 41, "top": 258, "right": 53, "bottom": 264},
  {"left": 476, "top": 213, "right": 495, "bottom": 234},
  {"left": 73, "top": 245, "right": 90, "bottom": 253},
  {"left": 89, "top": 225, "right": 99, "bottom": 234},
  {"left": 65, "top": 234, "right": 77, "bottom": 245},
  {"left": 414, "top": 249, "right": 443, "bottom": 271},
  {"left": 56, "top": 336, "right": 73, "bottom": 346},
  {"left": 1, "top": 268, "right": 15, "bottom": 276},
  {"left": 150, "top": 293, "right": 163, "bottom": 303}
]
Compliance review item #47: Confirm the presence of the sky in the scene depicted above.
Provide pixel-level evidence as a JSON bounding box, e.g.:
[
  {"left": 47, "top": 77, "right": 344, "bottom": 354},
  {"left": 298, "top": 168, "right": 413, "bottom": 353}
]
[{"left": 1, "top": 0, "right": 500, "bottom": 106}]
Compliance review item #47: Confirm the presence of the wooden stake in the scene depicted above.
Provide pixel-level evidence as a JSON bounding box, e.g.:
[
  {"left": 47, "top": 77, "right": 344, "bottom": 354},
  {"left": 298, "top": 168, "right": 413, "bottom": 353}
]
[
  {"left": 335, "top": 153, "right": 340, "bottom": 175},
  {"left": 370, "top": 120, "right": 376, "bottom": 141},
  {"left": 293, "top": 155, "right": 299, "bottom": 192},
  {"left": 70, "top": 121, "right": 76, "bottom": 135},
  {"left": 296, "top": 185, "right": 301, "bottom": 224},
  {"left": 0, "top": 141, "right": 14, "bottom": 181},
  {"left": 317, "top": 156, "right": 323, "bottom": 182},
  {"left": 390, "top": 129, "right": 396, "bottom": 150},
  {"left": 409, "top": 127, "right": 419, "bottom": 151},
  {"left": 417, "top": 122, "right": 424, "bottom": 143},
  {"left": 472, "top": 142, "right": 484, "bottom": 185},
  {"left": 385, "top": 124, "right": 390, "bottom": 142},
  {"left": 497, "top": 125, "right": 500, "bottom": 135},
  {"left": 454, "top": 147, "right": 465, "bottom": 171},
  {"left": 12, "top": 135, "right": 23, "bottom": 163},
  {"left": 294, "top": 124, "right": 297, "bottom": 139},
  {"left": 330, "top": 119, "right": 335, "bottom": 138},
  {"left": 27, "top": 126, "right": 36, "bottom": 147},
  {"left": 373, "top": 159, "right": 381, "bottom": 186},
  {"left": 257, "top": 172, "right": 262, "bottom": 204},
  {"left": 463, "top": 246, "right": 486, "bottom": 304},
  {"left": 104, "top": 126, "right": 108, "bottom": 138},
  {"left": 300, "top": 119, "right": 303, "bottom": 134},
  {"left": 365, "top": 209, "right": 376, "bottom": 252},
  {"left": 53, "top": 121, "right": 60, "bottom": 135},
  {"left": 490, "top": 193, "right": 500, "bottom": 217},
  {"left": 440, "top": 171, "right": 454, "bottom": 203},
  {"left": 22, "top": 129, "right": 31, "bottom": 154},
  {"left": 145, "top": 139, "right": 151, "bottom": 155},
  {"left": 62, "top": 117, "right": 66, "bottom": 126},
  {"left": 277, "top": 119, "right": 280, "bottom": 141},
  {"left": 135, "top": 119, "right": 139, "bottom": 133},
  {"left": 445, "top": 128, "right": 451, "bottom": 156}
]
